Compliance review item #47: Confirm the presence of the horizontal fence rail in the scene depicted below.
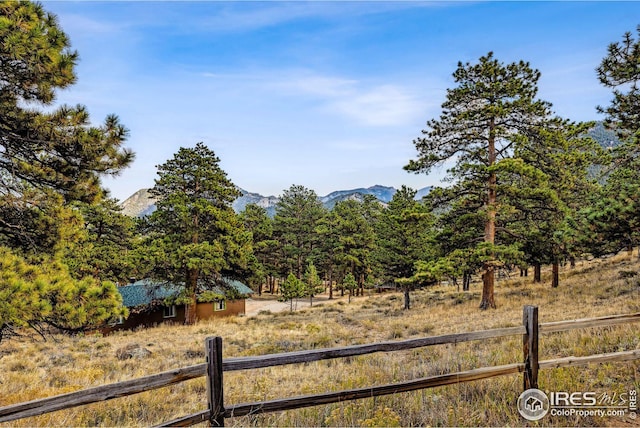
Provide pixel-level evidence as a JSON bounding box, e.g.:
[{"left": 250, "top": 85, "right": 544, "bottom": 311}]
[
  {"left": 222, "top": 325, "right": 525, "bottom": 371},
  {"left": 539, "top": 349, "right": 640, "bottom": 369},
  {"left": 1, "top": 309, "right": 639, "bottom": 425},
  {"left": 0, "top": 364, "right": 206, "bottom": 422},
  {"left": 539, "top": 312, "right": 640, "bottom": 333}
]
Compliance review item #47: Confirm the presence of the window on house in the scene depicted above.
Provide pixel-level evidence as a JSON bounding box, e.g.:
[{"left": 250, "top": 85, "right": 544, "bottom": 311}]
[
  {"left": 163, "top": 305, "right": 176, "bottom": 318},
  {"left": 214, "top": 300, "right": 226, "bottom": 311}
]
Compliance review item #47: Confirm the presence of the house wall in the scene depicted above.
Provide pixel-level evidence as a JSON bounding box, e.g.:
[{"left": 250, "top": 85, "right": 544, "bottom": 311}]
[
  {"left": 101, "top": 305, "right": 186, "bottom": 335},
  {"left": 196, "top": 299, "right": 246, "bottom": 319},
  {"left": 101, "top": 300, "right": 246, "bottom": 334}
]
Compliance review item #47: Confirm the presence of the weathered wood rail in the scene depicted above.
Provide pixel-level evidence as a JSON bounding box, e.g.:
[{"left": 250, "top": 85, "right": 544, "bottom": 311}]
[{"left": 1, "top": 306, "right": 639, "bottom": 426}]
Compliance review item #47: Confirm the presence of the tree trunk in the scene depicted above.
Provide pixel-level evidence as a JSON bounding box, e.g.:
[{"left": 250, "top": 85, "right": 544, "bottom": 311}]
[
  {"left": 480, "top": 119, "right": 497, "bottom": 310},
  {"left": 186, "top": 297, "right": 197, "bottom": 325},
  {"left": 479, "top": 268, "right": 496, "bottom": 309},
  {"left": 404, "top": 286, "right": 411, "bottom": 310},
  {"left": 569, "top": 257, "right": 576, "bottom": 269},
  {"left": 185, "top": 268, "right": 198, "bottom": 325},
  {"left": 552, "top": 261, "right": 559, "bottom": 288},
  {"left": 328, "top": 266, "right": 333, "bottom": 300},
  {"left": 463, "top": 271, "right": 471, "bottom": 292},
  {"left": 533, "top": 264, "right": 541, "bottom": 283}
]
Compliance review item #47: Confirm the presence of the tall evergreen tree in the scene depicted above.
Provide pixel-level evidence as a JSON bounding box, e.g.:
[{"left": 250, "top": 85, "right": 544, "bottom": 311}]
[
  {"left": 508, "top": 121, "right": 602, "bottom": 286},
  {"left": 239, "top": 203, "right": 278, "bottom": 294},
  {"left": 421, "top": 185, "right": 488, "bottom": 291},
  {"left": 376, "top": 186, "right": 434, "bottom": 309},
  {"left": 406, "top": 52, "right": 553, "bottom": 309},
  {"left": 593, "top": 26, "right": 640, "bottom": 257},
  {"left": 143, "top": 143, "right": 252, "bottom": 324},
  {"left": 0, "top": 1, "right": 133, "bottom": 253},
  {"left": 273, "top": 185, "right": 325, "bottom": 278},
  {"left": 332, "top": 199, "right": 377, "bottom": 297},
  {"left": 316, "top": 208, "right": 342, "bottom": 299}
]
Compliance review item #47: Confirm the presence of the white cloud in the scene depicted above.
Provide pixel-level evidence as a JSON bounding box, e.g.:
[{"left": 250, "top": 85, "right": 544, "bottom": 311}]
[
  {"left": 329, "top": 84, "right": 425, "bottom": 127},
  {"left": 273, "top": 71, "right": 429, "bottom": 127}
]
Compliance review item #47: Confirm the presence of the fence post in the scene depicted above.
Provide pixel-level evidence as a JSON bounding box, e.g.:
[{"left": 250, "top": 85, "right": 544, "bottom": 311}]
[
  {"left": 522, "top": 305, "right": 539, "bottom": 390},
  {"left": 206, "top": 337, "right": 225, "bottom": 427}
]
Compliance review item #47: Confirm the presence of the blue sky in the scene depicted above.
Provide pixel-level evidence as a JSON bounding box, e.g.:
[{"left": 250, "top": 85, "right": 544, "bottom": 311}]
[{"left": 42, "top": 1, "right": 640, "bottom": 202}]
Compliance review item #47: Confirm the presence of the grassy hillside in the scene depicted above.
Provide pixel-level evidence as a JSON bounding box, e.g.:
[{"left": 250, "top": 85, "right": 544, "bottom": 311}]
[{"left": 1, "top": 254, "right": 639, "bottom": 427}]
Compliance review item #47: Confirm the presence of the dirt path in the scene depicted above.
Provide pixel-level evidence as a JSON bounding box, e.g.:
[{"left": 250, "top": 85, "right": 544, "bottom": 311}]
[{"left": 244, "top": 294, "right": 348, "bottom": 316}]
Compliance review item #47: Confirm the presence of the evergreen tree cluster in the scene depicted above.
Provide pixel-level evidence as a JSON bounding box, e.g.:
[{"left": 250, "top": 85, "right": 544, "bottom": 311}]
[{"left": 1, "top": 1, "right": 639, "bottom": 341}]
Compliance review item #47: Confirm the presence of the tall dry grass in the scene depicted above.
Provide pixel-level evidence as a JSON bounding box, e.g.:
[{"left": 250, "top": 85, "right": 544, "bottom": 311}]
[{"left": 1, "top": 254, "right": 639, "bottom": 427}]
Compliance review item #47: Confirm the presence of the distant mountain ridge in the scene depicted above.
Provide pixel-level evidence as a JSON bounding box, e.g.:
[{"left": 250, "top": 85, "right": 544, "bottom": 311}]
[
  {"left": 120, "top": 185, "right": 432, "bottom": 218},
  {"left": 588, "top": 121, "right": 621, "bottom": 149}
]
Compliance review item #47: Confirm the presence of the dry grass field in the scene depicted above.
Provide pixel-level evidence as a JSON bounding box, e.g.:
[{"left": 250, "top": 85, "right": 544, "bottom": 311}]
[{"left": 1, "top": 254, "right": 639, "bottom": 427}]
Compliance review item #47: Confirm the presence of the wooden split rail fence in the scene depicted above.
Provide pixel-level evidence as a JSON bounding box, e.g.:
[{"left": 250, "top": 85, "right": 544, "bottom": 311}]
[{"left": 1, "top": 306, "right": 639, "bottom": 426}]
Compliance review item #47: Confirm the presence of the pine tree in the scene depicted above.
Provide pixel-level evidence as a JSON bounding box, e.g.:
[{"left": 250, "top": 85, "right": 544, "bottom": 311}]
[
  {"left": 63, "top": 198, "right": 136, "bottom": 283},
  {"left": 332, "top": 199, "right": 377, "bottom": 297},
  {"left": 144, "top": 143, "right": 252, "bottom": 324},
  {"left": 302, "top": 261, "right": 323, "bottom": 306},
  {"left": 342, "top": 272, "right": 358, "bottom": 303},
  {"left": 406, "top": 52, "right": 553, "bottom": 309},
  {"left": 508, "top": 121, "right": 602, "bottom": 286},
  {"left": 375, "top": 186, "right": 434, "bottom": 309},
  {"left": 0, "top": 1, "right": 133, "bottom": 253},
  {"left": 315, "top": 209, "right": 341, "bottom": 299},
  {"left": 239, "top": 203, "right": 278, "bottom": 295},
  {"left": 594, "top": 26, "right": 640, "bottom": 257},
  {"left": 273, "top": 185, "right": 325, "bottom": 278},
  {"left": 597, "top": 25, "right": 640, "bottom": 149},
  {"left": 280, "top": 272, "right": 304, "bottom": 312},
  {"left": 0, "top": 246, "right": 126, "bottom": 342}
]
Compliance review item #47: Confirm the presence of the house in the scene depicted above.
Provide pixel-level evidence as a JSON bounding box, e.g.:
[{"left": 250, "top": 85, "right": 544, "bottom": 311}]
[{"left": 102, "top": 278, "right": 253, "bottom": 333}]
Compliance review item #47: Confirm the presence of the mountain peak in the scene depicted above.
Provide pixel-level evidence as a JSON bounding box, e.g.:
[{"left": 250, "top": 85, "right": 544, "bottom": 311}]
[
  {"left": 120, "top": 188, "right": 157, "bottom": 217},
  {"left": 119, "top": 185, "right": 432, "bottom": 218}
]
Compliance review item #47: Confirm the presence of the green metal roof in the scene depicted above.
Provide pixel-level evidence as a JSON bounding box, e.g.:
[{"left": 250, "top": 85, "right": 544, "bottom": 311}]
[
  {"left": 220, "top": 277, "right": 254, "bottom": 295},
  {"left": 117, "top": 278, "right": 253, "bottom": 308},
  {"left": 117, "top": 280, "right": 181, "bottom": 308}
]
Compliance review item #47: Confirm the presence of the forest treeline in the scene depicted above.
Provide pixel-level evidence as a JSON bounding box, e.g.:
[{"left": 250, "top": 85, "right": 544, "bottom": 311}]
[{"left": 0, "top": 2, "right": 638, "bottom": 340}]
